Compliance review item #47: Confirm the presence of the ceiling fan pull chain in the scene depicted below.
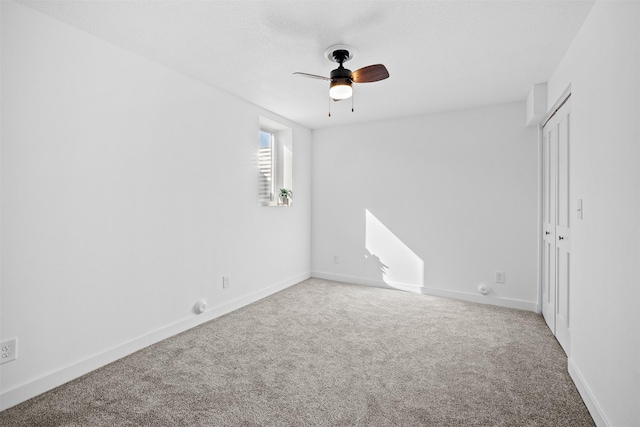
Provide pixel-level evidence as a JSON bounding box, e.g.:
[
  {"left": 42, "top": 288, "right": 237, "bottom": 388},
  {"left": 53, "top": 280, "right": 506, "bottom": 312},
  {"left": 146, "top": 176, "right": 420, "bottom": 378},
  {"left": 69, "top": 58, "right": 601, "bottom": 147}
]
[
  {"left": 328, "top": 95, "right": 331, "bottom": 117},
  {"left": 352, "top": 91, "right": 354, "bottom": 112}
]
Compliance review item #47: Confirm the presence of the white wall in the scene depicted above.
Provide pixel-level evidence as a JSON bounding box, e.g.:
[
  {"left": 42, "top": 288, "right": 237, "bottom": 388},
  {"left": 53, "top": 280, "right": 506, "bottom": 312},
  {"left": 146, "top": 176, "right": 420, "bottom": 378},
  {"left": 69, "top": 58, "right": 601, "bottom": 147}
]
[
  {"left": 311, "top": 102, "right": 539, "bottom": 310},
  {"left": 0, "top": 1, "right": 311, "bottom": 410},
  {"left": 546, "top": 1, "right": 640, "bottom": 425}
]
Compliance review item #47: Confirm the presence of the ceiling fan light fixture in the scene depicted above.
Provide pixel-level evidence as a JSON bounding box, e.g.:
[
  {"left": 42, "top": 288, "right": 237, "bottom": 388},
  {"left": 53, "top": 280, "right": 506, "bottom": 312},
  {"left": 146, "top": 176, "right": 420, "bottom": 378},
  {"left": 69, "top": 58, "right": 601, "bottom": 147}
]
[{"left": 329, "top": 79, "right": 353, "bottom": 100}]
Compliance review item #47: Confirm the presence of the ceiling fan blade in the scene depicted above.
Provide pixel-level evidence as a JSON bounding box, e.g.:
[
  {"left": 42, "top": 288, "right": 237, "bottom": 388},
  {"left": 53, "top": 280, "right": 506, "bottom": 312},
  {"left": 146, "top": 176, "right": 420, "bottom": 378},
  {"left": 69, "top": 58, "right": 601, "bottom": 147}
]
[
  {"left": 293, "top": 72, "right": 331, "bottom": 81},
  {"left": 351, "top": 64, "right": 389, "bottom": 83}
]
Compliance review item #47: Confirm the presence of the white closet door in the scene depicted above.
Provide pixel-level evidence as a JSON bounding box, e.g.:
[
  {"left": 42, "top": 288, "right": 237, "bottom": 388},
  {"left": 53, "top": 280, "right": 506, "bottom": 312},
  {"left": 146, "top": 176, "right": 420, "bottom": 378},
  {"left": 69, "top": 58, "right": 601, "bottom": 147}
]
[
  {"left": 541, "top": 96, "right": 572, "bottom": 354},
  {"left": 542, "top": 118, "right": 557, "bottom": 333},
  {"left": 554, "top": 98, "right": 571, "bottom": 353}
]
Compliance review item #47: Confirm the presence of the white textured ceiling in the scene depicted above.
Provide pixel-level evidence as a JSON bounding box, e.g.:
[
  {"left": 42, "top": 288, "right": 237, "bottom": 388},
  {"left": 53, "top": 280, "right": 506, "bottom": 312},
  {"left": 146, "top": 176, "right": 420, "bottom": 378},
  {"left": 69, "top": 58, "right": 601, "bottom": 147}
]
[{"left": 19, "top": 0, "right": 595, "bottom": 129}]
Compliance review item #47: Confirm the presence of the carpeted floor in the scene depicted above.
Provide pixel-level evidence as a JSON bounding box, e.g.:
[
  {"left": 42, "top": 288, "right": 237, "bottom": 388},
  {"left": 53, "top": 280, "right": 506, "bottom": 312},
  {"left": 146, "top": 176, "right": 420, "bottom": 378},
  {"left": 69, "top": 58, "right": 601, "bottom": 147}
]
[{"left": 0, "top": 278, "right": 594, "bottom": 426}]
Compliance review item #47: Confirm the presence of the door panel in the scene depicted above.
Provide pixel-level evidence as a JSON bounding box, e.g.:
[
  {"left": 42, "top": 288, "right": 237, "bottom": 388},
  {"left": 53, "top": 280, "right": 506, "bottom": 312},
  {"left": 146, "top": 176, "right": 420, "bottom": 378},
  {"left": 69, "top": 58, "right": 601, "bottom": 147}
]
[{"left": 541, "top": 122, "right": 556, "bottom": 332}]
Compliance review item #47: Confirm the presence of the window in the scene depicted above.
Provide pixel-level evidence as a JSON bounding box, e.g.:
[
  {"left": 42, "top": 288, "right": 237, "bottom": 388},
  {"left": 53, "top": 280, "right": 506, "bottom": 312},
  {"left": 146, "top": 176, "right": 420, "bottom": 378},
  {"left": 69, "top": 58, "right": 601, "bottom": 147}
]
[
  {"left": 258, "top": 129, "right": 275, "bottom": 205},
  {"left": 258, "top": 116, "right": 292, "bottom": 207}
]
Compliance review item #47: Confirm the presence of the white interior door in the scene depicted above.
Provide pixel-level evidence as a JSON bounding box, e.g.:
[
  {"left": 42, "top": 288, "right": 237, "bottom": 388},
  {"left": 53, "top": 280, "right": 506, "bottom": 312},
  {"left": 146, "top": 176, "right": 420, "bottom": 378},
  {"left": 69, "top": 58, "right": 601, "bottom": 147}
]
[
  {"left": 542, "top": 118, "right": 557, "bottom": 333},
  {"left": 541, "top": 96, "right": 572, "bottom": 354},
  {"left": 554, "top": 98, "right": 571, "bottom": 353}
]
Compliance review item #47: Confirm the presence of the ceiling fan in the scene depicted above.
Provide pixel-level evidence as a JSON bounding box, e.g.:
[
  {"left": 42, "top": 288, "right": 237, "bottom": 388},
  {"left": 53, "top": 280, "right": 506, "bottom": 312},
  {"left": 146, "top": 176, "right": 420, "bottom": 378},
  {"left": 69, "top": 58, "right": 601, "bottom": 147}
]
[{"left": 294, "top": 45, "right": 389, "bottom": 112}]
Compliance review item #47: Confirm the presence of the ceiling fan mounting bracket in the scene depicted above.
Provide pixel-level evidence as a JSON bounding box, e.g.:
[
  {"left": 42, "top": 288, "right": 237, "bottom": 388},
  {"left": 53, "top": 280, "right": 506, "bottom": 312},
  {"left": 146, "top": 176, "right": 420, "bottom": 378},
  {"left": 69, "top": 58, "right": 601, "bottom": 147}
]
[{"left": 324, "top": 44, "right": 355, "bottom": 64}]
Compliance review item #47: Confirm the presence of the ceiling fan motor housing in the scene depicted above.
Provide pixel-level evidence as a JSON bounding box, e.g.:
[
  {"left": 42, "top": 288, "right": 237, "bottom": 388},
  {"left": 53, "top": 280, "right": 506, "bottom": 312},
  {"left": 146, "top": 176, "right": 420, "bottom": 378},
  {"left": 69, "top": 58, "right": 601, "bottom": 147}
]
[{"left": 330, "top": 66, "right": 352, "bottom": 82}]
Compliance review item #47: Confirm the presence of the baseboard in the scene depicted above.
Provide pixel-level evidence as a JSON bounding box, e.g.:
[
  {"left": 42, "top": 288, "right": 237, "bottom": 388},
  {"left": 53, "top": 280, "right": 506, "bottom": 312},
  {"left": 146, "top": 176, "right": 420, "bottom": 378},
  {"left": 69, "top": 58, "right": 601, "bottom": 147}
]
[
  {"left": 568, "top": 358, "right": 610, "bottom": 427},
  {"left": 0, "top": 272, "right": 310, "bottom": 412},
  {"left": 0, "top": 336, "right": 150, "bottom": 412},
  {"left": 147, "top": 271, "right": 311, "bottom": 346},
  {"left": 311, "top": 271, "right": 538, "bottom": 312}
]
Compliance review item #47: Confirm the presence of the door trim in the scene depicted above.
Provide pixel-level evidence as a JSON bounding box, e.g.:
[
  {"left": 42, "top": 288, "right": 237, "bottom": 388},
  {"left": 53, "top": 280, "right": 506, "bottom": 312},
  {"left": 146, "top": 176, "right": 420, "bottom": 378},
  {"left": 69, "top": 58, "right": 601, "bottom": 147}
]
[{"left": 536, "top": 124, "right": 543, "bottom": 314}]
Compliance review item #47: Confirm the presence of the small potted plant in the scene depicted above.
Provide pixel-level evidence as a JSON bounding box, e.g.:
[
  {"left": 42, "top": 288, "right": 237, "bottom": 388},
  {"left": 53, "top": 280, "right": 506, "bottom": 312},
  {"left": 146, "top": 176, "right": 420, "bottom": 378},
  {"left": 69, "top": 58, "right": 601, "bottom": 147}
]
[{"left": 279, "top": 188, "right": 292, "bottom": 206}]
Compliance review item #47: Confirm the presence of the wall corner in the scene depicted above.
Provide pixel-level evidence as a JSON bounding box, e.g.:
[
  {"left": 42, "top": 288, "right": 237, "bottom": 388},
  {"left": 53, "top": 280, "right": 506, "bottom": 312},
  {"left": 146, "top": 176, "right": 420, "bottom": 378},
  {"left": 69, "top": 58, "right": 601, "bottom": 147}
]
[{"left": 526, "top": 82, "right": 548, "bottom": 127}]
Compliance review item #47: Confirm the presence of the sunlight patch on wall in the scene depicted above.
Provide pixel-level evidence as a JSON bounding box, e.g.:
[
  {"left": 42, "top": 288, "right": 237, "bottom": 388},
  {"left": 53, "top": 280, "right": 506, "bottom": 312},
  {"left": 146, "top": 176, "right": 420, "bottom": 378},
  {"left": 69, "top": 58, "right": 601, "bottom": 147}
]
[{"left": 365, "top": 209, "right": 424, "bottom": 293}]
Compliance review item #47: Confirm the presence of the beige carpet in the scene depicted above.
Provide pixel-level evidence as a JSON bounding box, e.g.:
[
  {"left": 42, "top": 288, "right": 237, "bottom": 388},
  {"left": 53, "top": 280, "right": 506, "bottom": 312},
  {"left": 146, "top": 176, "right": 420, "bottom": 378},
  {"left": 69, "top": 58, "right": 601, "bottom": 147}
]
[{"left": 0, "top": 278, "right": 594, "bottom": 426}]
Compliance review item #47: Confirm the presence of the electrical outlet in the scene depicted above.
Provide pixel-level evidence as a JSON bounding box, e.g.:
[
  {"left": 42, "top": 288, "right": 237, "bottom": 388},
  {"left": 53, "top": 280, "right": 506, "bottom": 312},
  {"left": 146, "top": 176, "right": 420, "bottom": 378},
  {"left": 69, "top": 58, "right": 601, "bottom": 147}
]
[
  {"left": 1, "top": 338, "right": 17, "bottom": 364},
  {"left": 495, "top": 271, "right": 506, "bottom": 284},
  {"left": 333, "top": 255, "right": 339, "bottom": 264},
  {"left": 223, "top": 276, "right": 230, "bottom": 289}
]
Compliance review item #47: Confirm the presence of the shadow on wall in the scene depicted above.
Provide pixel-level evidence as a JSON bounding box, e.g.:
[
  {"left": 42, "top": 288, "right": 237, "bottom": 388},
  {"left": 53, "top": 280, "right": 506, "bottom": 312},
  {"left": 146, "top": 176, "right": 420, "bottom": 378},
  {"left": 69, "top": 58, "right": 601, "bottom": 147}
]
[
  {"left": 363, "top": 248, "right": 388, "bottom": 280},
  {"left": 364, "top": 209, "right": 424, "bottom": 293}
]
